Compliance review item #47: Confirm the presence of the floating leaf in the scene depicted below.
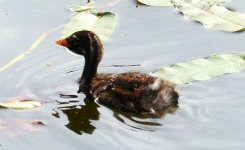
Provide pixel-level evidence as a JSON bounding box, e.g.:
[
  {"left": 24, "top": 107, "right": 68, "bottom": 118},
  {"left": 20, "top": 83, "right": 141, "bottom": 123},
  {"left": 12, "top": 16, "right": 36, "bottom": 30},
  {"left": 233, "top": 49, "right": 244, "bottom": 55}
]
[
  {"left": 172, "top": 0, "right": 245, "bottom": 32},
  {"left": 62, "top": 11, "right": 116, "bottom": 43},
  {"left": 138, "top": 0, "right": 172, "bottom": 6},
  {"left": 151, "top": 54, "right": 245, "bottom": 84},
  {"left": 0, "top": 100, "right": 42, "bottom": 110},
  {"left": 0, "top": 25, "right": 62, "bottom": 74}
]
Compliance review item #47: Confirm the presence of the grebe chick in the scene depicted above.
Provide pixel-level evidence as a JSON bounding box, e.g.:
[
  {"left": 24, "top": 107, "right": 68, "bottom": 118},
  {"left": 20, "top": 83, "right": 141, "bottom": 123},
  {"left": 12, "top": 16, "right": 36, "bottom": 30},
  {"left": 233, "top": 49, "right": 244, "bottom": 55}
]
[{"left": 56, "top": 30, "right": 179, "bottom": 114}]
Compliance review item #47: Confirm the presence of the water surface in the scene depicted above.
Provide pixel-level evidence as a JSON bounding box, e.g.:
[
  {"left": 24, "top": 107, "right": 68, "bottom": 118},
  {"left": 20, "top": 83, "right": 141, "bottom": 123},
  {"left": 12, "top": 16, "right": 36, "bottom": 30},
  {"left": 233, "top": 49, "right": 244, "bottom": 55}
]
[{"left": 0, "top": 0, "right": 245, "bottom": 149}]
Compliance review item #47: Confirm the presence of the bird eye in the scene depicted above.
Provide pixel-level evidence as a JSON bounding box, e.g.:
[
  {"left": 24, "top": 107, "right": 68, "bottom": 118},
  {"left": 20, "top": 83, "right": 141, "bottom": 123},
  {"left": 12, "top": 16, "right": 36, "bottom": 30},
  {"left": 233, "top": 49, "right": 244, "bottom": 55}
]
[{"left": 68, "top": 35, "right": 78, "bottom": 45}]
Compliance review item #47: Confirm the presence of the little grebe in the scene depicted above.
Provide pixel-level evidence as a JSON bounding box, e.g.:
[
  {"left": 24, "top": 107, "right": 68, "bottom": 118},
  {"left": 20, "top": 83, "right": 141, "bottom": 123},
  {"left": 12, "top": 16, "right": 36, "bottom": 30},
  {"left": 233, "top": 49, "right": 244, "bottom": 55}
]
[{"left": 56, "top": 30, "right": 179, "bottom": 114}]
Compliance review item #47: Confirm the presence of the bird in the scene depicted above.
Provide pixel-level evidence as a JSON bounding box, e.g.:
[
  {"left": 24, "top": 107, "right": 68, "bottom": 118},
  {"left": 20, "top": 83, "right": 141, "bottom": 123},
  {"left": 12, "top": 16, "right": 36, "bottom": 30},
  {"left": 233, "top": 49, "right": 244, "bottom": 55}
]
[{"left": 56, "top": 30, "right": 179, "bottom": 114}]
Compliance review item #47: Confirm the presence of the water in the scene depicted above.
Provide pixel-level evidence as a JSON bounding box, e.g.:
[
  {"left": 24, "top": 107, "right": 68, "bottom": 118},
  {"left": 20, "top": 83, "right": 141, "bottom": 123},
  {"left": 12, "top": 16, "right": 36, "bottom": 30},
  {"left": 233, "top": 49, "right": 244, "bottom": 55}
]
[{"left": 0, "top": 0, "right": 245, "bottom": 149}]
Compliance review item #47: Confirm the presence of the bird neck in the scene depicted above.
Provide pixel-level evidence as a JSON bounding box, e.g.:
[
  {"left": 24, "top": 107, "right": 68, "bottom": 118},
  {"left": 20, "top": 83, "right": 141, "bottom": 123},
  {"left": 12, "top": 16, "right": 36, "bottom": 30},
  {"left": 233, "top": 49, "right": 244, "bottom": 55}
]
[
  {"left": 80, "top": 55, "right": 98, "bottom": 86},
  {"left": 80, "top": 41, "right": 103, "bottom": 87}
]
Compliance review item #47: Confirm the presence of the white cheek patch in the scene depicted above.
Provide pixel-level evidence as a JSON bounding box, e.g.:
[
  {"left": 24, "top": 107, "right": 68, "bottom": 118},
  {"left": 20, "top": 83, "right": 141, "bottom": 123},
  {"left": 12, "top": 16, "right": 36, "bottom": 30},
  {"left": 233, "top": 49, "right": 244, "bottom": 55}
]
[
  {"left": 72, "top": 35, "right": 78, "bottom": 39},
  {"left": 148, "top": 78, "right": 161, "bottom": 90}
]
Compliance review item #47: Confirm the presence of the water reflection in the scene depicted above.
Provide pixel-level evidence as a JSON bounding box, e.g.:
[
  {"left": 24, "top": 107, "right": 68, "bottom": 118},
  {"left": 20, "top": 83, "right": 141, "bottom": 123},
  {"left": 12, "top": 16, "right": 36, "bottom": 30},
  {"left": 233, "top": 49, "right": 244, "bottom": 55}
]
[
  {"left": 57, "top": 91, "right": 180, "bottom": 134},
  {"left": 113, "top": 103, "right": 179, "bottom": 131},
  {"left": 57, "top": 94, "right": 179, "bottom": 134},
  {"left": 58, "top": 97, "right": 100, "bottom": 135}
]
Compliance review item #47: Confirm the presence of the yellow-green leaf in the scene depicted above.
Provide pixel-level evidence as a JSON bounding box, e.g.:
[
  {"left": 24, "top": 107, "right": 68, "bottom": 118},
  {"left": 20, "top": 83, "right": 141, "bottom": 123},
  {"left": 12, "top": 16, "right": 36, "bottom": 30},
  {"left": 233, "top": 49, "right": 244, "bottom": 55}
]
[
  {"left": 151, "top": 54, "right": 245, "bottom": 84},
  {"left": 0, "top": 100, "right": 42, "bottom": 110},
  {"left": 62, "top": 11, "right": 116, "bottom": 43},
  {"left": 172, "top": 0, "right": 245, "bottom": 32}
]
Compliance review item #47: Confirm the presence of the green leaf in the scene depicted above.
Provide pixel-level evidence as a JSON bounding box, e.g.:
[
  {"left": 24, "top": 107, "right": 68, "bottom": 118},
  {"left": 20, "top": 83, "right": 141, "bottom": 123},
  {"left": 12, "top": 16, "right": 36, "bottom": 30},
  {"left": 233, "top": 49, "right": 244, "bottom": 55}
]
[
  {"left": 171, "top": 0, "right": 245, "bottom": 32},
  {"left": 138, "top": 0, "right": 172, "bottom": 6},
  {"left": 151, "top": 54, "right": 245, "bottom": 84},
  {"left": 62, "top": 11, "right": 116, "bottom": 43},
  {"left": 0, "top": 100, "right": 42, "bottom": 110}
]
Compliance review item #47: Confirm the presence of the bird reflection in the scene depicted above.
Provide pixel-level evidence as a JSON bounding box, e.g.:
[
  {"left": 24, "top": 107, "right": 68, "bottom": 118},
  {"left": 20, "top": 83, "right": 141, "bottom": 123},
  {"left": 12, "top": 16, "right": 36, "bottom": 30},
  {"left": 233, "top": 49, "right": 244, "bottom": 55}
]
[
  {"left": 56, "top": 94, "right": 179, "bottom": 134},
  {"left": 113, "top": 102, "right": 179, "bottom": 130},
  {"left": 58, "top": 97, "right": 100, "bottom": 135}
]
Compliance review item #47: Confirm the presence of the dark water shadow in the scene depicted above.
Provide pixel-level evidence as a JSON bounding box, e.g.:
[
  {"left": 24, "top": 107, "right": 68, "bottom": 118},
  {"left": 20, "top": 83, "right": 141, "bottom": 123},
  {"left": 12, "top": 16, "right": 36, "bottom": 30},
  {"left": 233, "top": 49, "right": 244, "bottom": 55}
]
[
  {"left": 57, "top": 97, "right": 100, "bottom": 135},
  {"left": 56, "top": 93, "right": 179, "bottom": 134},
  {"left": 110, "top": 102, "right": 179, "bottom": 131}
]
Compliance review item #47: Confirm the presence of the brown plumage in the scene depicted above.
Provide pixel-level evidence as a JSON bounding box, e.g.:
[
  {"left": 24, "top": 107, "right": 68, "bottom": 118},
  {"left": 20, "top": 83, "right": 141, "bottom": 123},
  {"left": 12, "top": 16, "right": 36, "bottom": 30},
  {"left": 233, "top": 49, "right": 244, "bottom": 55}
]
[{"left": 56, "top": 30, "right": 179, "bottom": 114}]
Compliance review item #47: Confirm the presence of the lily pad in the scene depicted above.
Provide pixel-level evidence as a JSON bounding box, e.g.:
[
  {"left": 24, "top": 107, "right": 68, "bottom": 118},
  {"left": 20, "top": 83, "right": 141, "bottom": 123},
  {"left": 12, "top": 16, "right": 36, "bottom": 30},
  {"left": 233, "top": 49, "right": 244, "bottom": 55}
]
[
  {"left": 0, "top": 100, "right": 42, "bottom": 110},
  {"left": 62, "top": 11, "right": 116, "bottom": 43},
  {"left": 172, "top": 0, "right": 245, "bottom": 32},
  {"left": 151, "top": 54, "right": 245, "bottom": 84}
]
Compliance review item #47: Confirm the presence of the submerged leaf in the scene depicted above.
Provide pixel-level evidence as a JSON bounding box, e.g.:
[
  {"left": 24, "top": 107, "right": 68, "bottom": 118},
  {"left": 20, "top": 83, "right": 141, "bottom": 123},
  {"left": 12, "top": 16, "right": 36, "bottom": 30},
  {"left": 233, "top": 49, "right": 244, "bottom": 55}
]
[
  {"left": 138, "top": 0, "right": 172, "bottom": 6},
  {"left": 62, "top": 11, "right": 116, "bottom": 43},
  {"left": 152, "top": 54, "right": 245, "bottom": 84},
  {"left": 172, "top": 0, "right": 245, "bottom": 32},
  {"left": 0, "top": 100, "right": 42, "bottom": 110}
]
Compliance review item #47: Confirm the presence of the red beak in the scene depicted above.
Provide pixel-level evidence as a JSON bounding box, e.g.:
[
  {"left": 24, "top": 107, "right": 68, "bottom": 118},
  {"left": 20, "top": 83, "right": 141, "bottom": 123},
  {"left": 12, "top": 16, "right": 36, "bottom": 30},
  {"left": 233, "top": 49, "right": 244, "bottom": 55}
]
[{"left": 56, "top": 38, "right": 70, "bottom": 48}]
